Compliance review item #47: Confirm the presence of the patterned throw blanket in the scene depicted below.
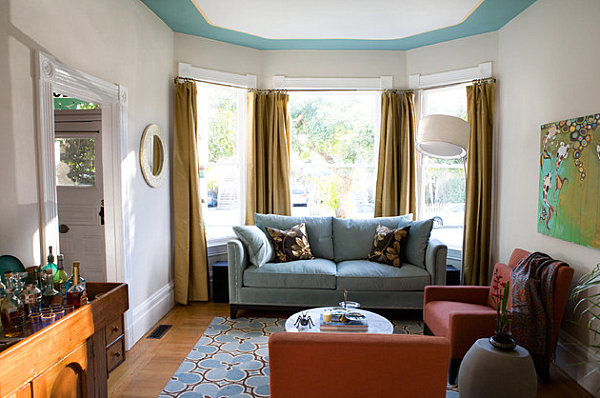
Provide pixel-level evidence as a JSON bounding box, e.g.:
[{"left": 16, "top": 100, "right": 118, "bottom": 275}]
[{"left": 510, "top": 251, "right": 567, "bottom": 362}]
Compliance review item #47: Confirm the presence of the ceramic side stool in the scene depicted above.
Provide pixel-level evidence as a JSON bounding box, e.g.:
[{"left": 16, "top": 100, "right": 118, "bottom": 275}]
[{"left": 458, "top": 338, "right": 537, "bottom": 398}]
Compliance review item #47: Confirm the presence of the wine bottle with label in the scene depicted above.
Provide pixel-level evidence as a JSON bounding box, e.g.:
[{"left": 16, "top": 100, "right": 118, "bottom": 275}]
[
  {"left": 66, "top": 262, "right": 88, "bottom": 309},
  {"left": 54, "top": 254, "right": 69, "bottom": 298}
]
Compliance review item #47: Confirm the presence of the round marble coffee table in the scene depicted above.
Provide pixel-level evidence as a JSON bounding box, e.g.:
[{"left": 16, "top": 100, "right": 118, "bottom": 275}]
[{"left": 285, "top": 307, "right": 394, "bottom": 334}]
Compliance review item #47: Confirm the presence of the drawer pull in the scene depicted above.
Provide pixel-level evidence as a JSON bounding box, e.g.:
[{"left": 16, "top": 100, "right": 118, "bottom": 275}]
[
  {"left": 112, "top": 351, "right": 121, "bottom": 358},
  {"left": 112, "top": 326, "right": 119, "bottom": 332}
]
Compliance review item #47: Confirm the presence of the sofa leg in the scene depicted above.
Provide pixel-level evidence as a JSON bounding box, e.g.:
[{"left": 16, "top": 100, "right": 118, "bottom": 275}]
[
  {"left": 449, "top": 358, "right": 461, "bottom": 385},
  {"left": 230, "top": 304, "right": 238, "bottom": 319}
]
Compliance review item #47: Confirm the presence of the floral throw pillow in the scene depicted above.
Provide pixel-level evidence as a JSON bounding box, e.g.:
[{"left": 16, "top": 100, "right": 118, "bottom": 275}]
[
  {"left": 367, "top": 224, "right": 411, "bottom": 267},
  {"left": 266, "top": 222, "right": 314, "bottom": 263}
]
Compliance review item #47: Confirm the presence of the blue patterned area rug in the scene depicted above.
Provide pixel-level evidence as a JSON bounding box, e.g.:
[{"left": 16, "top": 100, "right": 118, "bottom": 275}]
[{"left": 159, "top": 317, "right": 458, "bottom": 398}]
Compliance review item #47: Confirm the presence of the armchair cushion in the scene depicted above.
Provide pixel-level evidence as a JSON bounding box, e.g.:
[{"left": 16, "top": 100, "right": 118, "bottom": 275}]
[
  {"left": 424, "top": 285, "right": 490, "bottom": 305},
  {"left": 424, "top": 300, "right": 496, "bottom": 358}
]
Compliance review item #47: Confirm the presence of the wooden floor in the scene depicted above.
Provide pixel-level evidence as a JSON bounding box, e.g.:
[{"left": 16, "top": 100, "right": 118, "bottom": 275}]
[{"left": 108, "top": 303, "right": 593, "bottom": 398}]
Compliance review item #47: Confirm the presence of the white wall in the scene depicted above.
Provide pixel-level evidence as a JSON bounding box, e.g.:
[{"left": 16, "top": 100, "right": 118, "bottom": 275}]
[
  {"left": 406, "top": 32, "right": 498, "bottom": 77},
  {"left": 175, "top": 33, "right": 407, "bottom": 89},
  {"left": 1, "top": 0, "right": 175, "bottom": 346},
  {"left": 496, "top": 0, "right": 600, "bottom": 393}
]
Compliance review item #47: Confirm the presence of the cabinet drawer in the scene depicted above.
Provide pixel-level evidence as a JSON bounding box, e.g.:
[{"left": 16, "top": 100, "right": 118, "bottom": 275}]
[
  {"left": 106, "top": 338, "right": 125, "bottom": 373},
  {"left": 105, "top": 317, "right": 123, "bottom": 346}
]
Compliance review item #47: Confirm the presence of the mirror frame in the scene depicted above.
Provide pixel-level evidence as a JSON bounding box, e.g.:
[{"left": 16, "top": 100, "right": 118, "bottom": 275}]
[
  {"left": 139, "top": 124, "right": 167, "bottom": 187},
  {"left": 35, "top": 51, "right": 131, "bottom": 286}
]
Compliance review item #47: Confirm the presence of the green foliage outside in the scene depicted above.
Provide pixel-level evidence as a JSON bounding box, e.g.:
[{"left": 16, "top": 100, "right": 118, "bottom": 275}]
[
  {"left": 290, "top": 95, "right": 376, "bottom": 217},
  {"left": 423, "top": 158, "right": 465, "bottom": 205},
  {"left": 53, "top": 97, "right": 100, "bottom": 110},
  {"left": 208, "top": 95, "right": 237, "bottom": 163},
  {"left": 57, "top": 138, "right": 95, "bottom": 186}
]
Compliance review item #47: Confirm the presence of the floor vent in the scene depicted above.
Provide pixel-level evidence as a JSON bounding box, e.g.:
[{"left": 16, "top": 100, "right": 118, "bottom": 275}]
[{"left": 147, "top": 324, "right": 172, "bottom": 339}]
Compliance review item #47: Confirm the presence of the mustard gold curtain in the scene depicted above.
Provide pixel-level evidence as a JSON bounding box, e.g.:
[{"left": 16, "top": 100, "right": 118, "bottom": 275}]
[
  {"left": 374, "top": 91, "right": 417, "bottom": 217},
  {"left": 173, "top": 81, "right": 209, "bottom": 304},
  {"left": 463, "top": 81, "right": 496, "bottom": 286},
  {"left": 246, "top": 91, "right": 291, "bottom": 225}
]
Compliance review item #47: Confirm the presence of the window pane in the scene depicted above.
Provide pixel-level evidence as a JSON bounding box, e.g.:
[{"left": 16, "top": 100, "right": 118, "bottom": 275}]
[
  {"left": 420, "top": 85, "right": 467, "bottom": 252},
  {"left": 420, "top": 157, "right": 465, "bottom": 251},
  {"left": 55, "top": 138, "right": 95, "bottom": 186},
  {"left": 289, "top": 93, "right": 378, "bottom": 218},
  {"left": 197, "top": 83, "right": 244, "bottom": 234}
]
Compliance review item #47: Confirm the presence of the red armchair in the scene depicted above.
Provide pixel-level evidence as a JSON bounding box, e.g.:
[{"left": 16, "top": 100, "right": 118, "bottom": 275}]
[
  {"left": 423, "top": 248, "right": 574, "bottom": 384},
  {"left": 269, "top": 332, "right": 450, "bottom": 398}
]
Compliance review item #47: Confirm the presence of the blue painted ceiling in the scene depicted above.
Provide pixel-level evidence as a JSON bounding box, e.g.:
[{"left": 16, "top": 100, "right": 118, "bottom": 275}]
[{"left": 140, "top": 0, "right": 536, "bottom": 51}]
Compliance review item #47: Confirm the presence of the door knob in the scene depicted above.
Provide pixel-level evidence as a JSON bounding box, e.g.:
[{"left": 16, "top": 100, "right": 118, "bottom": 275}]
[{"left": 59, "top": 224, "right": 70, "bottom": 233}]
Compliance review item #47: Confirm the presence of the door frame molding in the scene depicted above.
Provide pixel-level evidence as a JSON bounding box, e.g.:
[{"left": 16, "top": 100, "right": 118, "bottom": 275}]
[{"left": 35, "top": 51, "right": 130, "bottom": 285}]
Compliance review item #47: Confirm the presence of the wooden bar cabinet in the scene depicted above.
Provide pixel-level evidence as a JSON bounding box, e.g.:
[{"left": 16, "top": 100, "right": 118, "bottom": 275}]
[{"left": 0, "top": 282, "right": 128, "bottom": 398}]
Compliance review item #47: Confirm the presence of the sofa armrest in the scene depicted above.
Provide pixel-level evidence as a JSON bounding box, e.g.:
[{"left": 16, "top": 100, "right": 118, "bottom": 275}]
[
  {"left": 424, "top": 285, "right": 490, "bottom": 305},
  {"left": 227, "top": 239, "right": 248, "bottom": 304},
  {"left": 425, "top": 238, "right": 447, "bottom": 285}
]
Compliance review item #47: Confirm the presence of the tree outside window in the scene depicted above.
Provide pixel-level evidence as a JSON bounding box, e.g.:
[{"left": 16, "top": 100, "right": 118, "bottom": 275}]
[{"left": 289, "top": 93, "right": 379, "bottom": 218}]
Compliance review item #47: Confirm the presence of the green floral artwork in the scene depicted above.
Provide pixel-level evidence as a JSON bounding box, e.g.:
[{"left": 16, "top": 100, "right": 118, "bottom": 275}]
[{"left": 538, "top": 113, "right": 600, "bottom": 248}]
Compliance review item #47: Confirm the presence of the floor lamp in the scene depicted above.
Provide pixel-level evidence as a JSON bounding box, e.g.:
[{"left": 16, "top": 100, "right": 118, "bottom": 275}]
[{"left": 416, "top": 114, "right": 470, "bottom": 281}]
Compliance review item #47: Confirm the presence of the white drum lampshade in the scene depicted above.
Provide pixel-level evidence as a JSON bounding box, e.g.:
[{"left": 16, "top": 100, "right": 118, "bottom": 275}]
[{"left": 416, "top": 114, "right": 470, "bottom": 159}]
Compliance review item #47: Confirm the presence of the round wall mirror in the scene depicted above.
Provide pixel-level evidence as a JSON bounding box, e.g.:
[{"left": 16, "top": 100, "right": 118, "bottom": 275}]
[{"left": 140, "top": 124, "right": 167, "bottom": 187}]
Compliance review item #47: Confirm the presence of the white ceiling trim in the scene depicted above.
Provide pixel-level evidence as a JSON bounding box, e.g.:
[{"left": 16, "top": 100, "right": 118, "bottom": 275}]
[
  {"left": 409, "top": 62, "right": 492, "bottom": 89},
  {"left": 178, "top": 63, "right": 257, "bottom": 89},
  {"left": 273, "top": 75, "right": 393, "bottom": 90}
]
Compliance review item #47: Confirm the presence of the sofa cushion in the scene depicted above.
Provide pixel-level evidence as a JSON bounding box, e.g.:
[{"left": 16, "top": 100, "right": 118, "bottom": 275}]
[
  {"left": 232, "top": 225, "right": 273, "bottom": 267},
  {"left": 332, "top": 215, "right": 412, "bottom": 262},
  {"left": 336, "top": 260, "right": 431, "bottom": 291},
  {"left": 255, "top": 213, "right": 334, "bottom": 259},
  {"left": 396, "top": 218, "right": 434, "bottom": 268},
  {"left": 266, "top": 223, "right": 314, "bottom": 262},
  {"left": 243, "top": 258, "right": 337, "bottom": 289},
  {"left": 367, "top": 225, "right": 411, "bottom": 267}
]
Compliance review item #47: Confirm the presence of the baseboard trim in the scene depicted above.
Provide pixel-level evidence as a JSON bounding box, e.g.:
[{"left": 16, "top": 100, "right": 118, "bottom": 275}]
[
  {"left": 124, "top": 281, "right": 175, "bottom": 350},
  {"left": 556, "top": 329, "right": 600, "bottom": 397}
]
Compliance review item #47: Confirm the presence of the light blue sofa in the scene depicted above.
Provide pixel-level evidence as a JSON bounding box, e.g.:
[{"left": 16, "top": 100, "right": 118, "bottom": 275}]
[{"left": 227, "top": 214, "right": 447, "bottom": 318}]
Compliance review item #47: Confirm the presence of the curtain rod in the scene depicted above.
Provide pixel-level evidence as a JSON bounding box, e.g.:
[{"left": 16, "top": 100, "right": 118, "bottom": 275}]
[
  {"left": 418, "top": 77, "right": 496, "bottom": 92},
  {"left": 174, "top": 76, "right": 411, "bottom": 93}
]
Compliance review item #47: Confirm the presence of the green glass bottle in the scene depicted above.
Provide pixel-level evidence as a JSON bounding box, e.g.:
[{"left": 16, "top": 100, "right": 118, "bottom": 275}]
[
  {"left": 53, "top": 254, "right": 69, "bottom": 298},
  {"left": 41, "top": 246, "right": 58, "bottom": 276}
]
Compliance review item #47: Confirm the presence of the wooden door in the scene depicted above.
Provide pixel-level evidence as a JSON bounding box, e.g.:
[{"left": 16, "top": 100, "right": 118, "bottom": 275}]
[{"left": 55, "top": 110, "right": 106, "bottom": 282}]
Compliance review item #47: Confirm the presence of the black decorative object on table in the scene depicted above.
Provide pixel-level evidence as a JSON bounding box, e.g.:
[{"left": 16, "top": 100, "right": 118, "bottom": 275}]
[{"left": 294, "top": 312, "right": 314, "bottom": 329}]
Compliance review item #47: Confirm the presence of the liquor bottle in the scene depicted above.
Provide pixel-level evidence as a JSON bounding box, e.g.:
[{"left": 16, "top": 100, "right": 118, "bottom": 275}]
[
  {"left": 65, "top": 262, "right": 86, "bottom": 293},
  {"left": 20, "top": 283, "right": 42, "bottom": 317},
  {"left": 41, "top": 246, "right": 58, "bottom": 277},
  {"left": 53, "top": 254, "right": 69, "bottom": 298},
  {"left": 66, "top": 262, "right": 87, "bottom": 309},
  {"left": 1, "top": 288, "right": 25, "bottom": 337},
  {"left": 41, "top": 269, "right": 63, "bottom": 308}
]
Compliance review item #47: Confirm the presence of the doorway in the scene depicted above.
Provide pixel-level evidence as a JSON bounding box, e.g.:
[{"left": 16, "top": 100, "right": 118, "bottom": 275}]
[
  {"left": 54, "top": 107, "right": 107, "bottom": 281},
  {"left": 36, "top": 51, "right": 129, "bottom": 286}
]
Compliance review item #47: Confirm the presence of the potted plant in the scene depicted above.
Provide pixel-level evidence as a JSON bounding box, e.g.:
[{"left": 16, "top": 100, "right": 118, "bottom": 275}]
[
  {"left": 489, "top": 269, "right": 516, "bottom": 350},
  {"left": 572, "top": 264, "right": 600, "bottom": 363}
]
